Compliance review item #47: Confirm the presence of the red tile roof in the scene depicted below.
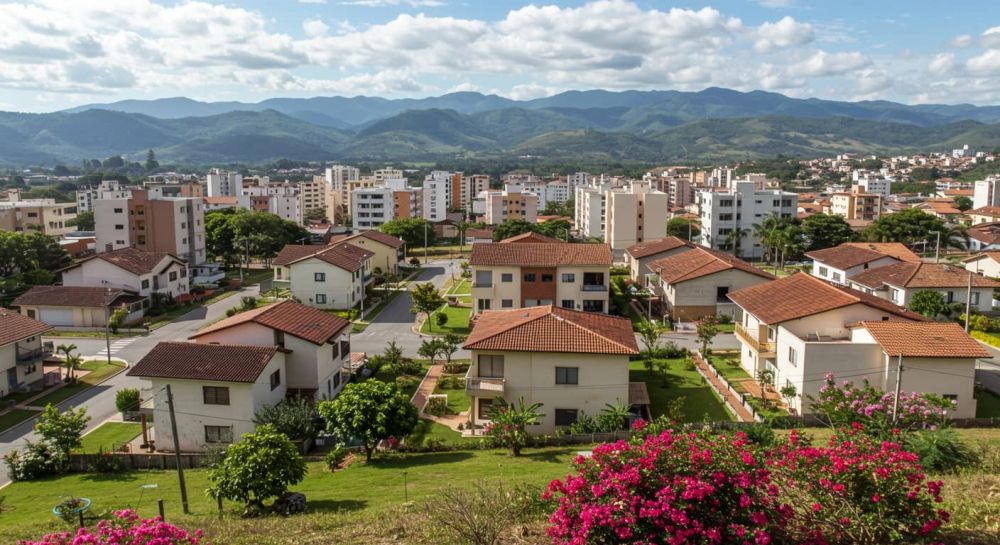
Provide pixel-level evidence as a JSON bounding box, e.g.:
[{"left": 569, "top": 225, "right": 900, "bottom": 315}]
[
  {"left": 343, "top": 230, "right": 405, "bottom": 249},
  {"left": 127, "top": 342, "right": 278, "bottom": 383},
  {"left": 470, "top": 242, "right": 611, "bottom": 267},
  {"left": 464, "top": 305, "right": 638, "bottom": 355},
  {"left": 191, "top": 300, "right": 349, "bottom": 345},
  {"left": 858, "top": 321, "right": 991, "bottom": 358},
  {"left": 648, "top": 246, "right": 774, "bottom": 284},
  {"left": 727, "top": 272, "right": 925, "bottom": 325},
  {"left": 625, "top": 236, "right": 692, "bottom": 259},
  {"left": 273, "top": 243, "right": 374, "bottom": 272},
  {"left": 841, "top": 242, "right": 920, "bottom": 262},
  {"left": 806, "top": 244, "right": 899, "bottom": 270},
  {"left": 0, "top": 307, "right": 52, "bottom": 346},
  {"left": 968, "top": 206, "right": 1000, "bottom": 218},
  {"left": 273, "top": 244, "right": 324, "bottom": 266},
  {"left": 849, "top": 262, "right": 1000, "bottom": 289},
  {"left": 65, "top": 247, "right": 182, "bottom": 275},
  {"left": 968, "top": 222, "right": 1000, "bottom": 246},
  {"left": 203, "top": 196, "right": 238, "bottom": 205},
  {"left": 499, "top": 231, "right": 563, "bottom": 244},
  {"left": 13, "top": 286, "right": 140, "bottom": 308}
]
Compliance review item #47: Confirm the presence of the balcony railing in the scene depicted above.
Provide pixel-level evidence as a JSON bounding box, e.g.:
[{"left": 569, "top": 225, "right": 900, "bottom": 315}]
[
  {"left": 16, "top": 345, "right": 52, "bottom": 365},
  {"left": 472, "top": 282, "right": 493, "bottom": 288},
  {"left": 734, "top": 323, "right": 776, "bottom": 356},
  {"left": 581, "top": 284, "right": 608, "bottom": 292},
  {"left": 465, "top": 368, "right": 505, "bottom": 396}
]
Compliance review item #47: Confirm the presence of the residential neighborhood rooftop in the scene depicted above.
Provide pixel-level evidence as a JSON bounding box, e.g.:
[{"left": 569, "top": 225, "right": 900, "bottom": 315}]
[
  {"left": 469, "top": 242, "right": 612, "bottom": 267},
  {"left": 849, "top": 261, "right": 1000, "bottom": 289},
  {"left": 463, "top": 305, "right": 638, "bottom": 355},
  {"left": 498, "top": 231, "right": 563, "bottom": 244},
  {"left": 63, "top": 247, "right": 184, "bottom": 275},
  {"left": 841, "top": 242, "right": 921, "bottom": 262},
  {"left": 127, "top": 342, "right": 278, "bottom": 383},
  {"left": 0, "top": 307, "right": 53, "bottom": 346},
  {"left": 968, "top": 222, "right": 1000, "bottom": 246},
  {"left": 806, "top": 243, "right": 900, "bottom": 270},
  {"left": 625, "top": 236, "right": 692, "bottom": 259},
  {"left": 857, "top": 321, "right": 992, "bottom": 358},
  {"left": 190, "top": 300, "right": 350, "bottom": 345},
  {"left": 647, "top": 246, "right": 774, "bottom": 284},
  {"left": 13, "top": 286, "right": 144, "bottom": 308},
  {"left": 273, "top": 242, "right": 374, "bottom": 272},
  {"left": 342, "top": 230, "right": 406, "bottom": 248}
]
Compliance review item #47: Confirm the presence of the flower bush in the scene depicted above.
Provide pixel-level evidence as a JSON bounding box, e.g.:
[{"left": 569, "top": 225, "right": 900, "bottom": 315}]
[
  {"left": 545, "top": 429, "right": 790, "bottom": 544},
  {"left": 769, "top": 430, "right": 948, "bottom": 545},
  {"left": 484, "top": 397, "right": 543, "bottom": 457},
  {"left": 809, "top": 374, "right": 949, "bottom": 439},
  {"left": 20, "top": 509, "right": 204, "bottom": 544},
  {"left": 4, "top": 439, "right": 68, "bottom": 481}
]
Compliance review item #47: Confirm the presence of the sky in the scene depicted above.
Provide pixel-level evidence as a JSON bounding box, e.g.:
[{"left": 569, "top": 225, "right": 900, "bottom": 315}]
[{"left": 1, "top": 0, "right": 999, "bottom": 112}]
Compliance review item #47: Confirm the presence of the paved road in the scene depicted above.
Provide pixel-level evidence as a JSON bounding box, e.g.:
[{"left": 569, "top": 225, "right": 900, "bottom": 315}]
[
  {"left": 0, "top": 285, "right": 259, "bottom": 485},
  {"left": 973, "top": 342, "right": 1000, "bottom": 396}
]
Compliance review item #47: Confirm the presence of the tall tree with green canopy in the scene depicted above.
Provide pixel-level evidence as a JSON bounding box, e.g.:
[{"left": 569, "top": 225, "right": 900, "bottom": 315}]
[
  {"left": 67, "top": 210, "right": 95, "bottom": 231},
  {"left": 666, "top": 217, "right": 699, "bottom": 241},
  {"left": 801, "top": 213, "right": 856, "bottom": 251},
  {"left": 317, "top": 381, "right": 418, "bottom": 461},
  {"left": 909, "top": 290, "right": 948, "bottom": 319},
  {"left": 380, "top": 217, "right": 435, "bottom": 250},
  {"left": 864, "top": 208, "right": 947, "bottom": 246},
  {"left": 410, "top": 282, "right": 446, "bottom": 330},
  {"left": 492, "top": 219, "right": 534, "bottom": 241}
]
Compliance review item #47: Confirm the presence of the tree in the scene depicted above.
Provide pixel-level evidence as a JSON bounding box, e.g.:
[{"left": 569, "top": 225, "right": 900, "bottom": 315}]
[
  {"left": 635, "top": 317, "right": 663, "bottom": 373},
  {"left": 55, "top": 343, "right": 77, "bottom": 382},
  {"left": 380, "top": 217, "right": 434, "bottom": 250},
  {"left": 108, "top": 306, "right": 128, "bottom": 334},
  {"left": 25, "top": 232, "right": 70, "bottom": 271},
  {"left": 492, "top": 219, "right": 533, "bottom": 242},
  {"left": 440, "top": 333, "right": 463, "bottom": 364},
  {"left": 0, "top": 230, "right": 31, "bottom": 276},
  {"left": 67, "top": 210, "right": 95, "bottom": 231},
  {"left": 34, "top": 404, "right": 90, "bottom": 454},
  {"left": 144, "top": 149, "right": 159, "bottom": 171},
  {"left": 253, "top": 397, "right": 318, "bottom": 441},
  {"left": 418, "top": 338, "right": 444, "bottom": 361},
  {"left": 410, "top": 282, "right": 445, "bottom": 331},
  {"left": 303, "top": 208, "right": 327, "bottom": 223},
  {"left": 435, "top": 311, "right": 449, "bottom": 328},
  {"left": 207, "top": 424, "right": 307, "bottom": 511},
  {"left": 954, "top": 196, "right": 973, "bottom": 212},
  {"left": 695, "top": 315, "right": 719, "bottom": 356},
  {"left": 317, "top": 381, "right": 418, "bottom": 461},
  {"left": 115, "top": 388, "right": 141, "bottom": 413},
  {"left": 485, "top": 397, "right": 544, "bottom": 456},
  {"left": 757, "top": 368, "right": 775, "bottom": 408},
  {"left": 909, "top": 290, "right": 948, "bottom": 318},
  {"left": 723, "top": 227, "right": 749, "bottom": 257},
  {"left": 801, "top": 213, "right": 855, "bottom": 251},
  {"left": 864, "top": 208, "right": 947, "bottom": 246},
  {"left": 204, "top": 209, "right": 309, "bottom": 268},
  {"left": 666, "top": 217, "right": 699, "bottom": 241}
]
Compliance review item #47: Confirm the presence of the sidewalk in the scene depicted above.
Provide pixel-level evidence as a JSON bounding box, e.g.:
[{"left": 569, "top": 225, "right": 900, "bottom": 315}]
[
  {"left": 410, "top": 362, "right": 467, "bottom": 431},
  {"left": 692, "top": 351, "right": 755, "bottom": 422}
]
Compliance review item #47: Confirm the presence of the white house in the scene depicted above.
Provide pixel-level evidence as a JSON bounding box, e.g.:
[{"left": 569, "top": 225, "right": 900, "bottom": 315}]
[
  {"left": 190, "top": 300, "right": 352, "bottom": 401},
  {"left": 13, "top": 286, "right": 146, "bottom": 327},
  {"left": 273, "top": 243, "right": 373, "bottom": 310},
  {"left": 847, "top": 261, "right": 1000, "bottom": 313},
  {"left": 806, "top": 242, "right": 918, "bottom": 286},
  {"left": 127, "top": 342, "right": 286, "bottom": 452},
  {"left": 624, "top": 236, "right": 694, "bottom": 287},
  {"left": 61, "top": 247, "right": 189, "bottom": 299},
  {"left": 963, "top": 252, "right": 1000, "bottom": 279},
  {"left": 0, "top": 308, "right": 52, "bottom": 398}
]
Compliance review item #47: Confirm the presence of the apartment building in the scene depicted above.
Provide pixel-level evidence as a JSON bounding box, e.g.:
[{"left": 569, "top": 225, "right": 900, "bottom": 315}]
[
  {"left": 0, "top": 308, "right": 52, "bottom": 398},
  {"left": 0, "top": 196, "right": 77, "bottom": 237},
  {"left": 481, "top": 185, "right": 539, "bottom": 225},
  {"left": 77, "top": 179, "right": 132, "bottom": 213},
  {"left": 324, "top": 165, "right": 361, "bottom": 222},
  {"left": 423, "top": 170, "right": 455, "bottom": 222},
  {"left": 698, "top": 180, "right": 798, "bottom": 259},
  {"left": 238, "top": 179, "right": 303, "bottom": 225},
  {"left": 373, "top": 168, "right": 403, "bottom": 182},
  {"left": 728, "top": 274, "right": 984, "bottom": 418},
  {"left": 351, "top": 179, "right": 422, "bottom": 231},
  {"left": 463, "top": 306, "right": 641, "bottom": 435},
  {"left": 469, "top": 242, "right": 612, "bottom": 314},
  {"left": 829, "top": 189, "right": 882, "bottom": 221},
  {"left": 457, "top": 174, "right": 490, "bottom": 212},
  {"left": 847, "top": 261, "right": 1000, "bottom": 313},
  {"left": 973, "top": 176, "right": 1000, "bottom": 209},
  {"left": 205, "top": 169, "right": 243, "bottom": 197},
  {"left": 299, "top": 176, "right": 328, "bottom": 218},
  {"left": 856, "top": 177, "right": 892, "bottom": 200},
  {"left": 94, "top": 189, "right": 206, "bottom": 265},
  {"left": 575, "top": 180, "right": 669, "bottom": 257}
]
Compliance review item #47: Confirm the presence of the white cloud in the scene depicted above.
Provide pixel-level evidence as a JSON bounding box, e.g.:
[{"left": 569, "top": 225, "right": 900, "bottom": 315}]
[
  {"left": 982, "top": 26, "right": 1000, "bottom": 49},
  {"left": 340, "top": 0, "right": 446, "bottom": 7},
  {"left": 757, "top": 0, "right": 795, "bottom": 7},
  {"left": 928, "top": 53, "right": 956, "bottom": 75},
  {"left": 967, "top": 50, "right": 1000, "bottom": 76},
  {"left": 853, "top": 68, "right": 894, "bottom": 97},
  {"left": 507, "top": 83, "right": 558, "bottom": 101},
  {"left": 303, "top": 18, "right": 329, "bottom": 38},
  {"left": 792, "top": 50, "right": 870, "bottom": 77},
  {"left": 950, "top": 34, "right": 973, "bottom": 48},
  {"left": 754, "top": 16, "right": 813, "bottom": 53},
  {"left": 298, "top": 0, "right": 327, "bottom": 4}
]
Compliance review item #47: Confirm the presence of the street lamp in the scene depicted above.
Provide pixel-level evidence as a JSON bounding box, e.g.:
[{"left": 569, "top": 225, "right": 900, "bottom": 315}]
[
  {"left": 929, "top": 230, "right": 941, "bottom": 263},
  {"left": 102, "top": 284, "right": 113, "bottom": 368}
]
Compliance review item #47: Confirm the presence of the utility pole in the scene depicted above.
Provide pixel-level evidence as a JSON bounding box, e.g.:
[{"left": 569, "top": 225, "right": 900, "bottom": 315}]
[
  {"left": 103, "top": 287, "right": 113, "bottom": 368},
  {"left": 891, "top": 354, "right": 903, "bottom": 423},
  {"left": 165, "top": 385, "right": 190, "bottom": 514},
  {"left": 965, "top": 270, "right": 973, "bottom": 332},
  {"left": 935, "top": 231, "right": 941, "bottom": 263},
  {"left": 423, "top": 222, "right": 428, "bottom": 264}
]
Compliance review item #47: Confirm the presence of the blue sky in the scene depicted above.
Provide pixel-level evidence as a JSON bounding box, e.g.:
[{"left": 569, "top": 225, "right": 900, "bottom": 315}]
[{"left": 0, "top": 0, "right": 998, "bottom": 112}]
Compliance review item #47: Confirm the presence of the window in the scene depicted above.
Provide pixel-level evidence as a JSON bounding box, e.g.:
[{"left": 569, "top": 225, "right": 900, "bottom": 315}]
[
  {"left": 477, "top": 398, "right": 495, "bottom": 418},
  {"left": 524, "top": 273, "right": 536, "bottom": 282},
  {"left": 501, "top": 273, "right": 513, "bottom": 283},
  {"left": 26, "top": 309, "right": 36, "bottom": 319},
  {"left": 203, "top": 386, "right": 230, "bottom": 405},
  {"left": 270, "top": 369, "right": 281, "bottom": 390},
  {"left": 561, "top": 299, "right": 574, "bottom": 309},
  {"left": 478, "top": 355, "right": 504, "bottom": 378},
  {"left": 205, "top": 425, "right": 233, "bottom": 444},
  {"left": 274, "top": 330, "right": 285, "bottom": 348},
  {"left": 582, "top": 300, "right": 604, "bottom": 312},
  {"left": 314, "top": 272, "right": 326, "bottom": 282},
  {"left": 818, "top": 266, "right": 828, "bottom": 277},
  {"left": 716, "top": 286, "right": 729, "bottom": 303},
  {"left": 945, "top": 291, "right": 955, "bottom": 303},
  {"left": 890, "top": 288, "right": 901, "bottom": 303},
  {"left": 832, "top": 272, "right": 841, "bottom": 282},
  {"left": 541, "top": 274, "right": 553, "bottom": 282},
  {"left": 332, "top": 341, "right": 340, "bottom": 360},
  {"left": 501, "top": 299, "right": 513, "bottom": 308},
  {"left": 315, "top": 294, "right": 327, "bottom": 304},
  {"left": 115, "top": 224, "right": 124, "bottom": 230},
  {"left": 477, "top": 299, "right": 491, "bottom": 311},
  {"left": 475, "top": 270, "right": 492, "bottom": 287},
  {"left": 788, "top": 347, "right": 798, "bottom": 367},
  {"left": 169, "top": 271, "right": 177, "bottom": 281},
  {"left": 555, "top": 367, "right": 579, "bottom": 385},
  {"left": 555, "top": 409, "right": 579, "bottom": 426},
  {"left": 972, "top": 292, "right": 981, "bottom": 305},
  {"left": 113, "top": 208, "right": 123, "bottom": 213},
  {"left": 561, "top": 273, "right": 575, "bottom": 283}
]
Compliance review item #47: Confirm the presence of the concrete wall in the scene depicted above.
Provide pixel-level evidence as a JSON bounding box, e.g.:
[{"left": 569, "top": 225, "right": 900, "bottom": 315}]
[
  {"left": 288, "top": 257, "right": 366, "bottom": 309},
  {"left": 663, "top": 269, "right": 770, "bottom": 321}
]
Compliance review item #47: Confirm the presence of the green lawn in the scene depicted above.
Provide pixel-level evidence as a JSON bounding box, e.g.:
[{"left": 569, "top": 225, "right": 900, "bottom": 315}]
[
  {"left": 629, "top": 359, "right": 734, "bottom": 422},
  {"left": 408, "top": 419, "right": 475, "bottom": 447},
  {"left": 27, "top": 361, "right": 125, "bottom": 407},
  {"left": 716, "top": 323, "right": 735, "bottom": 333},
  {"left": 366, "top": 361, "right": 430, "bottom": 400},
  {"left": 975, "top": 388, "right": 1000, "bottom": 418},
  {"left": 420, "top": 304, "right": 472, "bottom": 337},
  {"left": 0, "top": 409, "right": 39, "bottom": 434},
  {"left": 432, "top": 376, "right": 470, "bottom": 414},
  {"left": 710, "top": 355, "right": 751, "bottom": 384},
  {"left": 76, "top": 422, "right": 143, "bottom": 454},
  {"left": 0, "top": 446, "right": 580, "bottom": 543}
]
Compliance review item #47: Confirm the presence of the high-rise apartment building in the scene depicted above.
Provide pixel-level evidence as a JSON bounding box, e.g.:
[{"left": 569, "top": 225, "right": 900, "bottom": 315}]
[
  {"left": 205, "top": 169, "right": 243, "bottom": 197},
  {"left": 95, "top": 189, "right": 206, "bottom": 264},
  {"left": 76, "top": 180, "right": 132, "bottom": 213},
  {"left": 299, "top": 176, "right": 328, "bottom": 219},
  {"left": 238, "top": 180, "right": 302, "bottom": 225},
  {"left": 351, "top": 179, "right": 422, "bottom": 231},
  {"left": 973, "top": 176, "right": 1000, "bottom": 209},
  {"left": 857, "top": 177, "right": 892, "bottom": 200},
  {"left": 481, "top": 185, "right": 539, "bottom": 225},
  {"left": 325, "top": 165, "right": 361, "bottom": 221},
  {"left": 830, "top": 188, "right": 882, "bottom": 221},
  {"left": 423, "top": 170, "right": 454, "bottom": 222},
  {"left": 574, "top": 180, "right": 669, "bottom": 257},
  {"left": 698, "top": 180, "right": 798, "bottom": 259}
]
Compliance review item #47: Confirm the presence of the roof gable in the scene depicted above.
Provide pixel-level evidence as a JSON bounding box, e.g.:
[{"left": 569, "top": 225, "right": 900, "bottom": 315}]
[
  {"left": 127, "top": 342, "right": 277, "bottom": 383},
  {"left": 0, "top": 307, "right": 52, "bottom": 346},
  {"left": 859, "top": 321, "right": 991, "bottom": 358},
  {"left": 191, "top": 300, "right": 349, "bottom": 345},
  {"left": 464, "top": 306, "right": 638, "bottom": 355},
  {"left": 499, "top": 232, "right": 563, "bottom": 244},
  {"left": 806, "top": 244, "right": 899, "bottom": 270},
  {"left": 648, "top": 246, "right": 774, "bottom": 284},
  {"left": 850, "top": 262, "right": 1000, "bottom": 289},
  {"left": 470, "top": 242, "right": 612, "bottom": 267},
  {"left": 626, "top": 236, "right": 692, "bottom": 259}
]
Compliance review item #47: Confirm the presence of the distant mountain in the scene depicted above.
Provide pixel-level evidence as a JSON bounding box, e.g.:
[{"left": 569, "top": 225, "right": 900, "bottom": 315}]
[{"left": 61, "top": 88, "right": 1000, "bottom": 128}]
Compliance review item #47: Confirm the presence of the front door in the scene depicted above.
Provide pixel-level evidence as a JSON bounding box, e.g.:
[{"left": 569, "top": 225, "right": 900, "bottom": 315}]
[{"left": 7, "top": 368, "right": 19, "bottom": 390}]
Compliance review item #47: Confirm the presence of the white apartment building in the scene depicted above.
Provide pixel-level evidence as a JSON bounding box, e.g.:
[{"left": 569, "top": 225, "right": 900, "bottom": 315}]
[
  {"left": 698, "top": 180, "right": 798, "bottom": 259},
  {"left": 856, "top": 177, "right": 892, "bottom": 200},
  {"left": 94, "top": 190, "right": 206, "bottom": 265},
  {"left": 574, "top": 184, "right": 608, "bottom": 239},
  {"left": 575, "top": 180, "right": 668, "bottom": 257},
  {"left": 325, "top": 165, "right": 361, "bottom": 221},
  {"left": 352, "top": 179, "right": 422, "bottom": 231},
  {"left": 423, "top": 170, "right": 454, "bottom": 222},
  {"left": 205, "top": 169, "right": 243, "bottom": 198},
  {"left": 238, "top": 181, "right": 303, "bottom": 225},
  {"left": 973, "top": 176, "right": 1000, "bottom": 209},
  {"left": 76, "top": 180, "right": 132, "bottom": 213},
  {"left": 481, "top": 185, "right": 539, "bottom": 225}
]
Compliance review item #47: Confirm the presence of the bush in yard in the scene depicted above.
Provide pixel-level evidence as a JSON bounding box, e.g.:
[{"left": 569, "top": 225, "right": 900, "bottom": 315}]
[
  {"left": 207, "top": 424, "right": 307, "bottom": 514},
  {"left": 89, "top": 447, "right": 128, "bottom": 473},
  {"left": 903, "top": 428, "right": 979, "bottom": 473},
  {"left": 424, "top": 396, "right": 450, "bottom": 416},
  {"left": 253, "top": 396, "right": 318, "bottom": 441},
  {"left": 324, "top": 444, "right": 349, "bottom": 471},
  {"left": 769, "top": 429, "right": 949, "bottom": 544},
  {"left": 425, "top": 480, "right": 540, "bottom": 545},
  {"left": 545, "top": 429, "right": 789, "bottom": 545},
  {"left": 115, "top": 388, "right": 141, "bottom": 413},
  {"left": 435, "top": 311, "right": 449, "bottom": 328},
  {"left": 3, "top": 439, "right": 69, "bottom": 480},
  {"left": 484, "top": 397, "right": 543, "bottom": 457},
  {"left": 21, "top": 509, "right": 204, "bottom": 545},
  {"left": 35, "top": 404, "right": 90, "bottom": 455},
  {"left": 318, "top": 380, "right": 418, "bottom": 462}
]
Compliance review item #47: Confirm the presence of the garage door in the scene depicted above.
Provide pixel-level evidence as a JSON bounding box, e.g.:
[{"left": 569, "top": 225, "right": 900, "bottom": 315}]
[{"left": 39, "top": 308, "right": 74, "bottom": 326}]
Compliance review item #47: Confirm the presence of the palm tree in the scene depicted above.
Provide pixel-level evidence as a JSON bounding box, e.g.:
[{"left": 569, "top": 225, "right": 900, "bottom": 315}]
[
  {"left": 941, "top": 224, "right": 969, "bottom": 252},
  {"left": 753, "top": 213, "right": 782, "bottom": 267},
  {"left": 724, "top": 227, "right": 750, "bottom": 257},
  {"left": 55, "top": 343, "right": 77, "bottom": 382},
  {"left": 63, "top": 353, "right": 82, "bottom": 384},
  {"left": 599, "top": 400, "right": 633, "bottom": 431}
]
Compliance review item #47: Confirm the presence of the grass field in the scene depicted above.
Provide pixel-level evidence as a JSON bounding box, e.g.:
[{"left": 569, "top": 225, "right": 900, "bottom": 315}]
[
  {"left": 710, "top": 355, "right": 751, "bottom": 384},
  {"left": 76, "top": 422, "right": 143, "bottom": 454},
  {"left": 432, "top": 376, "right": 471, "bottom": 414},
  {"left": 366, "top": 361, "right": 430, "bottom": 400},
  {"left": 0, "top": 409, "right": 39, "bottom": 434},
  {"left": 27, "top": 361, "right": 126, "bottom": 407},
  {"left": 420, "top": 304, "right": 472, "bottom": 337},
  {"left": 407, "top": 419, "right": 474, "bottom": 447},
  {"left": 629, "top": 358, "right": 734, "bottom": 422}
]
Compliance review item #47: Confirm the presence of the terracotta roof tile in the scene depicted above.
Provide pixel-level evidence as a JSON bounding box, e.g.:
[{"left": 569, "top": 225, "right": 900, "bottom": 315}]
[
  {"left": 968, "top": 222, "right": 1000, "bottom": 245},
  {"left": 968, "top": 206, "right": 1000, "bottom": 218},
  {"left": 648, "top": 246, "right": 774, "bottom": 284},
  {"left": 273, "top": 244, "right": 324, "bottom": 266},
  {"left": 727, "top": 272, "right": 925, "bottom": 325},
  {"left": 466, "top": 228, "right": 494, "bottom": 239},
  {"left": 13, "top": 286, "right": 140, "bottom": 308},
  {"left": 806, "top": 244, "right": 899, "bottom": 270},
  {"left": 342, "top": 230, "right": 405, "bottom": 248},
  {"left": 0, "top": 307, "right": 52, "bottom": 346},
  {"left": 191, "top": 300, "right": 349, "bottom": 345},
  {"left": 275, "top": 243, "right": 374, "bottom": 272},
  {"left": 127, "top": 342, "right": 278, "bottom": 383},
  {"left": 849, "top": 262, "right": 1000, "bottom": 289},
  {"left": 470, "top": 242, "right": 611, "bottom": 267},
  {"left": 841, "top": 242, "right": 920, "bottom": 262},
  {"left": 203, "top": 196, "right": 238, "bottom": 205},
  {"left": 859, "top": 321, "right": 991, "bottom": 358},
  {"left": 65, "top": 247, "right": 182, "bottom": 275},
  {"left": 626, "top": 236, "right": 692, "bottom": 259},
  {"left": 499, "top": 232, "right": 563, "bottom": 244},
  {"left": 463, "top": 305, "right": 638, "bottom": 355}
]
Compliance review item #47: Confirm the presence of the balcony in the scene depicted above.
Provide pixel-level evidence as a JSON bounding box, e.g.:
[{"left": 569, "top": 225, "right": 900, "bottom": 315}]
[
  {"left": 16, "top": 343, "right": 52, "bottom": 365},
  {"left": 734, "top": 323, "right": 776, "bottom": 356},
  {"left": 472, "top": 282, "right": 493, "bottom": 288},
  {"left": 581, "top": 284, "right": 608, "bottom": 292},
  {"left": 465, "top": 368, "right": 505, "bottom": 397}
]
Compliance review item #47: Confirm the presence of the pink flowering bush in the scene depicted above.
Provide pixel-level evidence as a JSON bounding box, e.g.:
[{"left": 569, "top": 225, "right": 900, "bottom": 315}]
[
  {"left": 545, "top": 429, "right": 790, "bottom": 544},
  {"left": 484, "top": 397, "right": 544, "bottom": 457},
  {"left": 19, "top": 509, "right": 205, "bottom": 545},
  {"left": 809, "top": 374, "right": 949, "bottom": 440},
  {"left": 769, "top": 430, "right": 948, "bottom": 545}
]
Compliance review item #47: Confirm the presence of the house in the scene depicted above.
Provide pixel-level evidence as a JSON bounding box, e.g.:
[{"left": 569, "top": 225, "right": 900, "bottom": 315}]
[
  {"left": 727, "top": 273, "right": 929, "bottom": 415},
  {"left": 624, "top": 236, "right": 694, "bottom": 287},
  {"left": 462, "top": 305, "right": 641, "bottom": 434},
  {"left": 914, "top": 199, "right": 964, "bottom": 220},
  {"left": 841, "top": 242, "right": 920, "bottom": 263},
  {"left": 806, "top": 243, "right": 911, "bottom": 286},
  {"left": 0, "top": 308, "right": 52, "bottom": 397},
  {"left": 499, "top": 231, "right": 563, "bottom": 244},
  {"left": 648, "top": 246, "right": 774, "bottom": 322},
  {"left": 189, "top": 301, "right": 352, "bottom": 401},
  {"left": 967, "top": 222, "right": 1000, "bottom": 251},
  {"left": 847, "top": 261, "right": 1000, "bottom": 313},
  {"left": 273, "top": 243, "right": 373, "bottom": 310},
  {"left": 962, "top": 252, "right": 1000, "bottom": 278},
  {"left": 967, "top": 206, "right": 1000, "bottom": 225},
  {"left": 13, "top": 286, "right": 145, "bottom": 327},
  {"left": 469, "top": 242, "right": 612, "bottom": 314},
  {"left": 464, "top": 228, "right": 494, "bottom": 244},
  {"left": 60, "top": 247, "right": 189, "bottom": 299},
  {"left": 329, "top": 231, "right": 405, "bottom": 275},
  {"left": 127, "top": 342, "right": 286, "bottom": 452}
]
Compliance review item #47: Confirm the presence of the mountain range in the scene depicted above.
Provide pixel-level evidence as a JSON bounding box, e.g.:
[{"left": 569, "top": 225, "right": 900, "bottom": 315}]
[{"left": 1, "top": 88, "right": 999, "bottom": 165}]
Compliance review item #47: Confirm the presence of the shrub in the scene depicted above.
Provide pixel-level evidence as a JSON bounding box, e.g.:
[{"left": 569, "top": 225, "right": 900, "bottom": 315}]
[
  {"left": 424, "top": 396, "right": 450, "bottom": 416},
  {"left": 21, "top": 509, "right": 204, "bottom": 545},
  {"left": 435, "top": 311, "right": 448, "bottom": 327},
  {"left": 425, "top": 480, "right": 540, "bottom": 545},
  {"left": 89, "top": 448, "right": 127, "bottom": 473},
  {"left": 35, "top": 404, "right": 90, "bottom": 455},
  {"left": 484, "top": 397, "right": 543, "bottom": 457},
  {"left": 207, "top": 424, "right": 307, "bottom": 511},
  {"left": 546, "top": 429, "right": 788, "bottom": 544},
  {"left": 903, "top": 428, "right": 978, "bottom": 473},
  {"left": 253, "top": 396, "right": 318, "bottom": 441},
  {"left": 318, "top": 381, "right": 418, "bottom": 462},
  {"left": 115, "top": 388, "right": 141, "bottom": 413},
  {"left": 716, "top": 313, "right": 732, "bottom": 324},
  {"left": 3, "top": 439, "right": 68, "bottom": 481},
  {"left": 743, "top": 421, "right": 777, "bottom": 446},
  {"left": 324, "top": 444, "right": 349, "bottom": 471}
]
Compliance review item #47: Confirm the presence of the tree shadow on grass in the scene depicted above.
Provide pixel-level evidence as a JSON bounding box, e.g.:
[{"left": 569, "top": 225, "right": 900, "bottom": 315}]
[
  {"left": 80, "top": 471, "right": 137, "bottom": 483},
  {"left": 519, "top": 450, "right": 567, "bottom": 463},
  {"left": 369, "top": 451, "right": 473, "bottom": 469},
  {"left": 307, "top": 499, "right": 367, "bottom": 513}
]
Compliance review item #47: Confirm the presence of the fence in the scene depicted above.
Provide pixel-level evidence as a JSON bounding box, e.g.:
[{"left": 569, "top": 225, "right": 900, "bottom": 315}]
[{"left": 692, "top": 350, "right": 764, "bottom": 423}]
